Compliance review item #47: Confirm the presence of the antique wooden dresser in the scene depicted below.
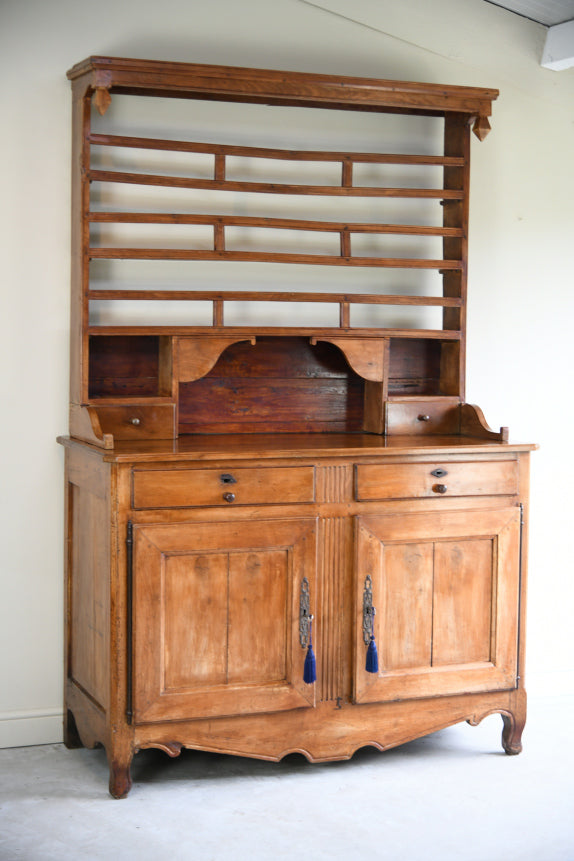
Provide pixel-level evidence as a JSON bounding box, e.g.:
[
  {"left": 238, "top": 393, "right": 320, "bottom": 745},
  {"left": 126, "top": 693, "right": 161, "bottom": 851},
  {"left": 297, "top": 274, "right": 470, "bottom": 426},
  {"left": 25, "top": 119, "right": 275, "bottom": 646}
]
[{"left": 59, "top": 56, "right": 535, "bottom": 797}]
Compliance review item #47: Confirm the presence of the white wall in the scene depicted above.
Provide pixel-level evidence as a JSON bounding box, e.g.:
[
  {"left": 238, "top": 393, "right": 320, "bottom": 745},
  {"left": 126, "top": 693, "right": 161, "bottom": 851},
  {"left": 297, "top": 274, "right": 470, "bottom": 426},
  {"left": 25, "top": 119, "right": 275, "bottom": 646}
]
[{"left": 1, "top": 0, "right": 573, "bottom": 747}]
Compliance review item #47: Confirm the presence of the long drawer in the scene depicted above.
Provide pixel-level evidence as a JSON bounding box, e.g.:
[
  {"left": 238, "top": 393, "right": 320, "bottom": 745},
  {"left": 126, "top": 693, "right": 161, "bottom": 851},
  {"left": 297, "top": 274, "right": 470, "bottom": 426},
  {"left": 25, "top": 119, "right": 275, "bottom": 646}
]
[
  {"left": 132, "top": 466, "right": 315, "bottom": 509},
  {"left": 355, "top": 460, "right": 518, "bottom": 500}
]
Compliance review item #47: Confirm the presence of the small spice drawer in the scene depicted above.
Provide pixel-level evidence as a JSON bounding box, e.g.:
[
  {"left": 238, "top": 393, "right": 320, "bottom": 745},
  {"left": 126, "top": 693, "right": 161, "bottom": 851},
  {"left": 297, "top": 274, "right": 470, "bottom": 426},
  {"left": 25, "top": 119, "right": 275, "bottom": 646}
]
[
  {"left": 132, "top": 466, "right": 315, "bottom": 509},
  {"left": 94, "top": 404, "right": 175, "bottom": 440},
  {"left": 355, "top": 460, "right": 518, "bottom": 501}
]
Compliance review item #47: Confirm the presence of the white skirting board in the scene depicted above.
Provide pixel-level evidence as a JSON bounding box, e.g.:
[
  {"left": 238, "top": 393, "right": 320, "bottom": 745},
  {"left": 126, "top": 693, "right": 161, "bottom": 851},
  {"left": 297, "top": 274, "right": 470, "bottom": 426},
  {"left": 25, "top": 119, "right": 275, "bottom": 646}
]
[{"left": 0, "top": 709, "right": 63, "bottom": 748}]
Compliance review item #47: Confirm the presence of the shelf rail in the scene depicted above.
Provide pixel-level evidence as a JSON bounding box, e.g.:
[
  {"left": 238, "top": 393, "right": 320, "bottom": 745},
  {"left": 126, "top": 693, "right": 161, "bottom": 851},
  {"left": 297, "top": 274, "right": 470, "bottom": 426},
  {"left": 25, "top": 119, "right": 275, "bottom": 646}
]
[{"left": 86, "top": 132, "right": 465, "bottom": 333}]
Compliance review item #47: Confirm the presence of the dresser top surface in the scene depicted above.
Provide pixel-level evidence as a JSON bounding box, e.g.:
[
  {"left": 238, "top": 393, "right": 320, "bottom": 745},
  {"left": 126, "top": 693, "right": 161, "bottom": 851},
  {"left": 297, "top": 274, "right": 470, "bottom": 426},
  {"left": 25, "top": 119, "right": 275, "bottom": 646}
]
[{"left": 58, "top": 433, "right": 536, "bottom": 463}]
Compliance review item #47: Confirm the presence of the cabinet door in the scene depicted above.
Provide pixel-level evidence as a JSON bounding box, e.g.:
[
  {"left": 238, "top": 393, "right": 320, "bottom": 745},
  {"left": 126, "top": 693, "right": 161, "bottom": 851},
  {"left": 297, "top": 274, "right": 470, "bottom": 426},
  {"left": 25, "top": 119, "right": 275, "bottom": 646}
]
[
  {"left": 132, "top": 518, "right": 317, "bottom": 723},
  {"left": 354, "top": 507, "right": 521, "bottom": 704}
]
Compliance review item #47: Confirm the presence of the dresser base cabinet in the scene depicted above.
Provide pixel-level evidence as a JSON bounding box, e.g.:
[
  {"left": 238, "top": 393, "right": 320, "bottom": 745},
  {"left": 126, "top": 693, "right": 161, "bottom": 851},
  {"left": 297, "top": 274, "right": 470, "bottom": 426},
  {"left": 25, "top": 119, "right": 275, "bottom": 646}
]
[{"left": 62, "top": 438, "right": 531, "bottom": 798}]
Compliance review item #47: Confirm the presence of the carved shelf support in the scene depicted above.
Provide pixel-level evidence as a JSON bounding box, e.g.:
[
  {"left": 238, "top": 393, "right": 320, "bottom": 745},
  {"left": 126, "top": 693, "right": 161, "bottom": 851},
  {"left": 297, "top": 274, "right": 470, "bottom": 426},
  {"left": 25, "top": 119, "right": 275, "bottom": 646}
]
[
  {"left": 472, "top": 115, "right": 491, "bottom": 141},
  {"left": 94, "top": 86, "right": 112, "bottom": 116},
  {"left": 177, "top": 335, "right": 256, "bottom": 382},
  {"left": 460, "top": 403, "right": 509, "bottom": 442},
  {"left": 310, "top": 337, "right": 388, "bottom": 382},
  {"left": 69, "top": 403, "right": 114, "bottom": 449}
]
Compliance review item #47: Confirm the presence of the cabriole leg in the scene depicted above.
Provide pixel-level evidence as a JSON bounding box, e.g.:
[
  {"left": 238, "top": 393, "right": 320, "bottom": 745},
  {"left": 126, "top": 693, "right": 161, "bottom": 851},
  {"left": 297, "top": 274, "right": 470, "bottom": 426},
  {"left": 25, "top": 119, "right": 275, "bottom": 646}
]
[
  {"left": 108, "top": 748, "right": 134, "bottom": 799},
  {"left": 502, "top": 711, "right": 525, "bottom": 755}
]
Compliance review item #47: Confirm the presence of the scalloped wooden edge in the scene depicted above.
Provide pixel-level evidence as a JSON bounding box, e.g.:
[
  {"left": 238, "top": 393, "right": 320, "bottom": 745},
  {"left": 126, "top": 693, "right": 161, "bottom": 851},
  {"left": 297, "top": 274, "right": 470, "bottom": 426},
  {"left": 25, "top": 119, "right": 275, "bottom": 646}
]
[
  {"left": 310, "top": 336, "right": 387, "bottom": 382},
  {"left": 460, "top": 403, "right": 509, "bottom": 442},
  {"left": 176, "top": 335, "right": 256, "bottom": 382},
  {"left": 69, "top": 403, "right": 114, "bottom": 449}
]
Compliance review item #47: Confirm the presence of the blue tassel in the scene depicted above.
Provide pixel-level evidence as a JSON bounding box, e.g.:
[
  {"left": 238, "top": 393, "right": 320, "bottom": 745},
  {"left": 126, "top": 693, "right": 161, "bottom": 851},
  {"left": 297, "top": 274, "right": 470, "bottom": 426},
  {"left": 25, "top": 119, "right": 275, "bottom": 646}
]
[
  {"left": 365, "top": 635, "right": 379, "bottom": 674},
  {"left": 303, "top": 642, "right": 317, "bottom": 684}
]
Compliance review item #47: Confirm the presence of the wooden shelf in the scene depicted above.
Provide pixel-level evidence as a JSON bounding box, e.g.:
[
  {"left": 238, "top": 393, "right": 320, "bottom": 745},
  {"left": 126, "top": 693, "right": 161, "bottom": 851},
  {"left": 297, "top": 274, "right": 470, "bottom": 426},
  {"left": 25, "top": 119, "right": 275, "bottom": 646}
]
[
  {"left": 87, "top": 325, "right": 462, "bottom": 339},
  {"left": 67, "top": 55, "right": 498, "bottom": 118},
  {"left": 89, "top": 212, "right": 464, "bottom": 238}
]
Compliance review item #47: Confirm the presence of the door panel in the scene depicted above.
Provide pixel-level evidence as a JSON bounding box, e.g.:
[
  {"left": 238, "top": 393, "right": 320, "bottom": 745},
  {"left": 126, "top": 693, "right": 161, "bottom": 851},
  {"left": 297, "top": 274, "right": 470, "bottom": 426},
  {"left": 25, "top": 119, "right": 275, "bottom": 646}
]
[
  {"left": 227, "top": 550, "right": 288, "bottom": 685},
  {"left": 432, "top": 539, "right": 493, "bottom": 666},
  {"left": 354, "top": 507, "right": 520, "bottom": 704},
  {"left": 164, "top": 552, "right": 229, "bottom": 690},
  {"left": 133, "top": 518, "right": 317, "bottom": 723},
  {"left": 380, "top": 542, "right": 433, "bottom": 671}
]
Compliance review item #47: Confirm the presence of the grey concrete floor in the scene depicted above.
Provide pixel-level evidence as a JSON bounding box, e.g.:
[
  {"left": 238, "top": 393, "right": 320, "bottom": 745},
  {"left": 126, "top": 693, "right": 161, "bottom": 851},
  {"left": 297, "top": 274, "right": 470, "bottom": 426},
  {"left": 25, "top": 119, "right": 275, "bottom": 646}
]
[{"left": 0, "top": 696, "right": 573, "bottom": 861}]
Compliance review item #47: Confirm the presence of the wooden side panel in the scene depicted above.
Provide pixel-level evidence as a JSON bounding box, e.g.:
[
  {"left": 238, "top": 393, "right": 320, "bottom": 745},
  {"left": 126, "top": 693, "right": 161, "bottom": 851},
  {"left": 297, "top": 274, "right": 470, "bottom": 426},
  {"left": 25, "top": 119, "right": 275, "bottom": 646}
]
[
  {"left": 443, "top": 114, "right": 470, "bottom": 398},
  {"left": 380, "top": 543, "right": 433, "bottom": 671},
  {"left": 67, "top": 450, "right": 110, "bottom": 710},
  {"left": 433, "top": 539, "right": 493, "bottom": 666}
]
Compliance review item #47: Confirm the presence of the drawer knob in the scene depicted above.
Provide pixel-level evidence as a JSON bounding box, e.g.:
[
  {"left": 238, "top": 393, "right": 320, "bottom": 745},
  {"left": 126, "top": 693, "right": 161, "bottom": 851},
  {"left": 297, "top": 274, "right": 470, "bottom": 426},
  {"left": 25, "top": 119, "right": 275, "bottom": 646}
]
[
  {"left": 418, "top": 414, "right": 430, "bottom": 422},
  {"left": 129, "top": 417, "right": 141, "bottom": 426},
  {"left": 433, "top": 484, "right": 448, "bottom": 494},
  {"left": 223, "top": 492, "right": 236, "bottom": 503},
  {"left": 220, "top": 473, "right": 237, "bottom": 485}
]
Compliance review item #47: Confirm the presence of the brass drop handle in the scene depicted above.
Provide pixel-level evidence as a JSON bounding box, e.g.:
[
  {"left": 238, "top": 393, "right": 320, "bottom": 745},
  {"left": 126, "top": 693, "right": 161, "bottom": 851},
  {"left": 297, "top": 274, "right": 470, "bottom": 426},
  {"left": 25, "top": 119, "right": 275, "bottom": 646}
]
[
  {"left": 129, "top": 417, "right": 141, "bottom": 426},
  {"left": 433, "top": 484, "right": 448, "bottom": 494},
  {"left": 223, "top": 492, "right": 236, "bottom": 503}
]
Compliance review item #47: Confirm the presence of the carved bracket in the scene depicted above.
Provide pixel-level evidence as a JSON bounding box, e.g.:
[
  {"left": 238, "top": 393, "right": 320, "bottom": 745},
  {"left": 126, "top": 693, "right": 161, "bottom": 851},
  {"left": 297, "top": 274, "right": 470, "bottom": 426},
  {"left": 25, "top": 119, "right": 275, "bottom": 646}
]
[
  {"left": 310, "top": 337, "right": 387, "bottom": 382},
  {"left": 460, "top": 403, "right": 508, "bottom": 441},
  {"left": 94, "top": 87, "right": 112, "bottom": 116},
  {"left": 472, "top": 115, "right": 492, "bottom": 141},
  {"left": 177, "top": 336, "right": 256, "bottom": 382},
  {"left": 69, "top": 404, "right": 114, "bottom": 449}
]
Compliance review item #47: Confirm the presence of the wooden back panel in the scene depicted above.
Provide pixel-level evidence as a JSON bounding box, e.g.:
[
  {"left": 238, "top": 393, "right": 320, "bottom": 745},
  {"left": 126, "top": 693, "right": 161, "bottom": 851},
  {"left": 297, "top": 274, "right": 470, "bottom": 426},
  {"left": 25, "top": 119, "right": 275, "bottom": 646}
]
[{"left": 178, "top": 337, "right": 365, "bottom": 434}]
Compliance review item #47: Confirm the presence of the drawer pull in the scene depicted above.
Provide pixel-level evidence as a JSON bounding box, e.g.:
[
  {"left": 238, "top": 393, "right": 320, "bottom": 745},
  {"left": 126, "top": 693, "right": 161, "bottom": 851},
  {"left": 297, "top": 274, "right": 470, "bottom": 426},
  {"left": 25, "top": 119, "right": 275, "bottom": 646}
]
[
  {"left": 418, "top": 414, "right": 430, "bottom": 422},
  {"left": 433, "top": 484, "right": 448, "bottom": 494},
  {"left": 223, "top": 492, "right": 236, "bottom": 503},
  {"left": 129, "top": 417, "right": 141, "bottom": 426},
  {"left": 220, "top": 473, "right": 237, "bottom": 485},
  {"left": 431, "top": 468, "right": 448, "bottom": 478}
]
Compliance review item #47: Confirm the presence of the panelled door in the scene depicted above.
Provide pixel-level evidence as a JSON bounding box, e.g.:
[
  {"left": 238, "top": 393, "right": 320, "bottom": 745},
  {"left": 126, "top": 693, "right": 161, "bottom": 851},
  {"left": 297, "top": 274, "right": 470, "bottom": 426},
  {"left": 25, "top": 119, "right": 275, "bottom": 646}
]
[
  {"left": 354, "top": 507, "right": 521, "bottom": 704},
  {"left": 132, "top": 517, "right": 317, "bottom": 723}
]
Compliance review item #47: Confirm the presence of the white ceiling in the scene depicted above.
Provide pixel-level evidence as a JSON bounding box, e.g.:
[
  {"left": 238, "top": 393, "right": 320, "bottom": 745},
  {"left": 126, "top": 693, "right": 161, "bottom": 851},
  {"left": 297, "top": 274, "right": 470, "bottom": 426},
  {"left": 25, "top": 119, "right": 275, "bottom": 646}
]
[{"left": 484, "top": 0, "right": 574, "bottom": 26}]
